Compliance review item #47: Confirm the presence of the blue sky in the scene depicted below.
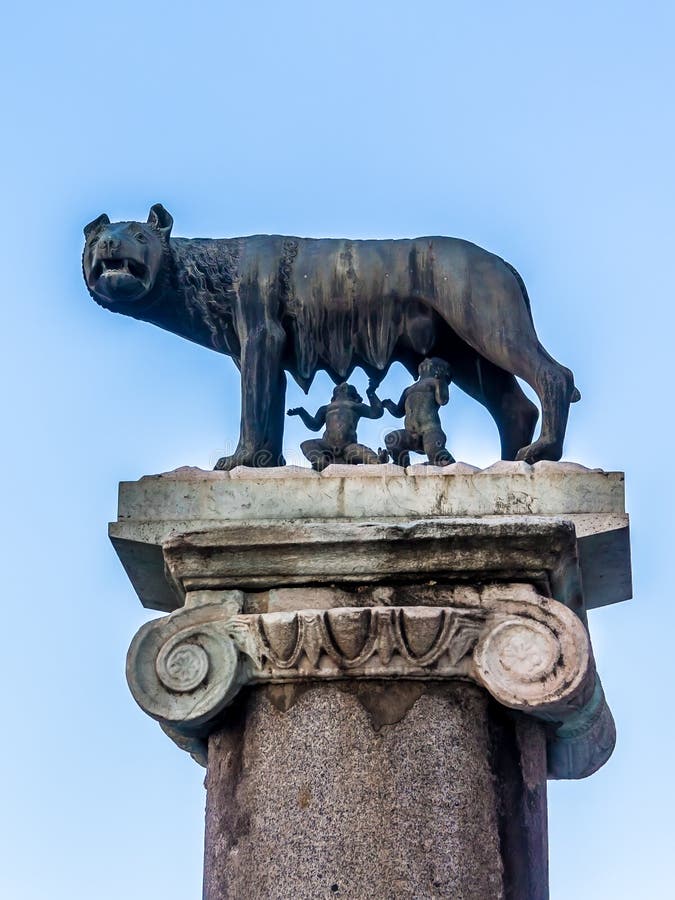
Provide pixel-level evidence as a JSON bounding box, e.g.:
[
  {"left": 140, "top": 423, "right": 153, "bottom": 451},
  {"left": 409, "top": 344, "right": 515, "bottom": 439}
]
[{"left": 1, "top": 2, "right": 673, "bottom": 897}]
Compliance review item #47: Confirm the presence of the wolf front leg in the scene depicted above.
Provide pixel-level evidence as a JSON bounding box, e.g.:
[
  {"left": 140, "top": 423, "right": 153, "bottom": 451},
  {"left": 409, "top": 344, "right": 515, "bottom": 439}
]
[{"left": 215, "top": 324, "right": 287, "bottom": 470}]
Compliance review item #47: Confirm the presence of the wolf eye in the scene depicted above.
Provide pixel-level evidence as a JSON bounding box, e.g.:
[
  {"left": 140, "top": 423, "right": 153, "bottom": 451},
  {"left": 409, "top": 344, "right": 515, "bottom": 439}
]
[{"left": 135, "top": 232, "right": 147, "bottom": 243}]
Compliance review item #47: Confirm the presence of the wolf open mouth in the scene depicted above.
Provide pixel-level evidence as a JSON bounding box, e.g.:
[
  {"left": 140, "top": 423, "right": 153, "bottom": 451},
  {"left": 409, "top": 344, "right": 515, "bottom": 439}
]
[{"left": 93, "top": 258, "right": 148, "bottom": 281}]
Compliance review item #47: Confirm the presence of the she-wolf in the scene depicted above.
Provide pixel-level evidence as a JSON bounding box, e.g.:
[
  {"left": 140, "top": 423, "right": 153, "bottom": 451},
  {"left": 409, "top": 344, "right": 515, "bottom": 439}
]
[{"left": 82, "top": 204, "right": 579, "bottom": 470}]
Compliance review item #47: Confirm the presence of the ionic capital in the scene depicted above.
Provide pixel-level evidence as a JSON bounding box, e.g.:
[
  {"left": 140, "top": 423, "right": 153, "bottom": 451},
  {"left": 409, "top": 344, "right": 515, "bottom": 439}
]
[{"left": 126, "top": 584, "right": 613, "bottom": 778}]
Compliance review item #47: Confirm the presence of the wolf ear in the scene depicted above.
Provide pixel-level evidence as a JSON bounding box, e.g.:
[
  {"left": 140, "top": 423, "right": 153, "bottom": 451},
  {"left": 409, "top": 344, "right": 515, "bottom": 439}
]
[
  {"left": 147, "top": 204, "right": 174, "bottom": 240},
  {"left": 84, "top": 213, "right": 110, "bottom": 239}
]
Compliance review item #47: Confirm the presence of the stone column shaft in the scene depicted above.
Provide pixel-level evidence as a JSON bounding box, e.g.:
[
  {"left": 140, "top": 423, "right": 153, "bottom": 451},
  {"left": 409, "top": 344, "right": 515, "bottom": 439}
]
[{"left": 204, "top": 683, "right": 547, "bottom": 900}]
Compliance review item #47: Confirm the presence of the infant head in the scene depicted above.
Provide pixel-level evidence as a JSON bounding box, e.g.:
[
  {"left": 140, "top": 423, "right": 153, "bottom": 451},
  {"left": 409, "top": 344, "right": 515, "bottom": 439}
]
[{"left": 332, "top": 383, "right": 363, "bottom": 403}]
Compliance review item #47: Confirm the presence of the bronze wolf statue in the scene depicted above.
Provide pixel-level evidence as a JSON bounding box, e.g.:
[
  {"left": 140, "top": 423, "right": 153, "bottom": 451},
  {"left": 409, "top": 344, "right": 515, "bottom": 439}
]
[{"left": 83, "top": 204, "right": 579, "bottom": 469}]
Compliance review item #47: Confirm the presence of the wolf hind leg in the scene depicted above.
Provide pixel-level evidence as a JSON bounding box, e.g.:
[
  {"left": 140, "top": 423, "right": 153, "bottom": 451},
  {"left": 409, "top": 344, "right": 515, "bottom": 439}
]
[
  {"left": 513, "top": 349, "right": 576, "bottom": 463},
  {"left": 479, "top": 364, "right": 539, "bottom": 461},
  {"left": 460, "top": 328, "right": 575, "bottom": 463}
]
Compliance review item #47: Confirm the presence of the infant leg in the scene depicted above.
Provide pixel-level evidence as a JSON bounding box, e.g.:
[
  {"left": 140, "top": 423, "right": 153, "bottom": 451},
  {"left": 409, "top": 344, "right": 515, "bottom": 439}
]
[
  {"left": 300, "top": 439, "right": 334, "bottom": 471},
  {"left": 344, "top": 443, "right": 382, "bottom": 465},
  {"left": 422, "top": 428, "right": 455, "bottom": 466},
  {"left": 384, "top": 429, "right": 414, "bottom": 468}
]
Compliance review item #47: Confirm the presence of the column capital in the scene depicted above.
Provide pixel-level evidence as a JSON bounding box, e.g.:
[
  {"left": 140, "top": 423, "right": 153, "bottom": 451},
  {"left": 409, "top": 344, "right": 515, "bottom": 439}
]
[{"left": 127, "top": 583, "right": 613, "bottom": 779}]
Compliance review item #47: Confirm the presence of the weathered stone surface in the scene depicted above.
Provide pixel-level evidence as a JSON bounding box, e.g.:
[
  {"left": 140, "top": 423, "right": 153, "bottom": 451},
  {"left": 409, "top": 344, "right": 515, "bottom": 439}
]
[
  {"left": 162, "top": 517, "right": 585, "bottom": 606},
  {"left": 203, "top": 683, "right": 543, "bottom": 900},
  {"left": 229, "top": 464, "right": 316, "bottom": 480},
  {"left": 126, "top": 584, "right": 614, "bottom": 779},
  {"left": 116, "top": 468, "right": 626, "bottom": 899},
  {"left": 320, "top": 462, "right": 406, "bottom": 478},
  {"left": 406, "top": 461, "right": 480, "bottom": 475},
  {"left": 116, "top": 462, "right": 624, "bottom": 521},
  {"left": 111, "top": 464, "right": 630, "bottom": 612}
]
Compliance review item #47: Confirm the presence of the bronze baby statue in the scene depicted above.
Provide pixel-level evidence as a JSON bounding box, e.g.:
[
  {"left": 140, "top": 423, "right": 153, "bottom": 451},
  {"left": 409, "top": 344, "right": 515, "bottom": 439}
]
[
  {"left": 288, "top": 382, "right": 388, "bottom": 471},
  {"left": 383, "top": 358, "right": 455, "bottom": 467}
]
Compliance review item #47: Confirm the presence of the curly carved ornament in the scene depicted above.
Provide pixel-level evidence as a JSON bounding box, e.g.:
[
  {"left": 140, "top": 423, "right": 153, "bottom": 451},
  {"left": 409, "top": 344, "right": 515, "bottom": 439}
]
[{"left": 126, "top": 585, "right": 614, "bottom": 778}]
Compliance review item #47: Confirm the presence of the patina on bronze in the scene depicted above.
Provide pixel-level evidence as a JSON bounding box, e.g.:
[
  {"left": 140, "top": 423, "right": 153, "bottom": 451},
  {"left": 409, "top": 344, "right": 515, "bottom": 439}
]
[
  {"left": 288, "top": 381, "right": 387, "bottom": 470},
  {"left": 383, "top": 358, "right": 455, "bottom": 467},
  {"left": 83, "top": 204, "right": 580, "bottom": 468}
]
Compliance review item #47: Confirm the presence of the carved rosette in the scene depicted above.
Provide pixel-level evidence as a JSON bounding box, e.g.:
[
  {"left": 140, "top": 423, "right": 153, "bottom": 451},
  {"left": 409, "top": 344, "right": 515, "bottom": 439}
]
[{"left": 126, "top": 587, "right": 613, "bottom": 778}]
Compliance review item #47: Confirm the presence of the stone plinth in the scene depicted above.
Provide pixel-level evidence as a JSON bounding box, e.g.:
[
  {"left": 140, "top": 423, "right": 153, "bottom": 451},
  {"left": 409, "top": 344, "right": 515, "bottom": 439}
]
[
  {"left": 112, "top": 460, "right": 630, "bottom": 612},
  {"left": 117, "top": 463, "right": 630, "bottom": 900}
]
